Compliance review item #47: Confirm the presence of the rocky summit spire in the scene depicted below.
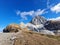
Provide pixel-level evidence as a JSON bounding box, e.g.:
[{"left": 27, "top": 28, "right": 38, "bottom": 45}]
[{"left": 30, "top": 15, "right": 47, "bottom": 25}]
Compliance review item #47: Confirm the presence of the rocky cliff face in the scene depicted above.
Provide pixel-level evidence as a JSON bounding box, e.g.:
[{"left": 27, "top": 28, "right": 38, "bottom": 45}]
[
  {"left": 44, "top": 20, "right": 60, "bottom": 30},
  {"left": 30, "top": 15, "right": 47, "bottom": 25}
]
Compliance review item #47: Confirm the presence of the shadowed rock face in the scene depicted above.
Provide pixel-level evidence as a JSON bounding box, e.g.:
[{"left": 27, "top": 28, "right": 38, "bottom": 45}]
[
  {"left": 44, "top": 20, "right": 60, "bottom": 30},
  {"left": 30, "top": 15, "right": 47, "bottom": 25}
]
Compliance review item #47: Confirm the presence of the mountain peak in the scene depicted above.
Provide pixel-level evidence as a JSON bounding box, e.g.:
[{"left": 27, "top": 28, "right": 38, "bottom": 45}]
[{"left": 30, "top": 15, "right": 47, "bottom": 25}]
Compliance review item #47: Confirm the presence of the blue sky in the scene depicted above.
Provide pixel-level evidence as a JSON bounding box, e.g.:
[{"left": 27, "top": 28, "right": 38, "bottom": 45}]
[{"left": 0, "top": 0, "right": 60, "bottom": 31}]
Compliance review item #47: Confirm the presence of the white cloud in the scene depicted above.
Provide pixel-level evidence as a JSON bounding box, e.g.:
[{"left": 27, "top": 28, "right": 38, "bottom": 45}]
[
  {"left": 51, "top": 3, "right": 60, "bottom": 13},
  {"left": 16, "top": 0, "right": 54, "bottom": 20},
  {"left": 46, "top": 0, "right": 54, "bottom": 10},
  {"left": 48, "top": 17, "right": 60, "bottom": 20},
  {"left": 16, "top": 9, "right": 46, "bottom": 20}
]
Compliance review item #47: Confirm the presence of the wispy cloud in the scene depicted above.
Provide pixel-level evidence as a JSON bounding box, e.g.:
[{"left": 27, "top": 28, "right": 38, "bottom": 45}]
[
  {"left": 16, "top": 9, "right": 46, "bottom": 20},
  {"left": 51, "top": 3, "right": 60, "bottom": 13},
  {"left": 48, "top": 17, "right": 60, "bottom": 20},
  {"left": 47, "top": 0, "right": 50, "bottom": 8}
]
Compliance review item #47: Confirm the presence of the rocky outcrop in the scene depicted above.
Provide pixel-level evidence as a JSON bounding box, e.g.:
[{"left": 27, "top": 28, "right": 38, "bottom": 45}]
[
  {"left": 3, "top": 24, "right": 20, "bottom": 33},
  {"left": 3, "top": 23, "right": 29, "bottom": 33}
]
